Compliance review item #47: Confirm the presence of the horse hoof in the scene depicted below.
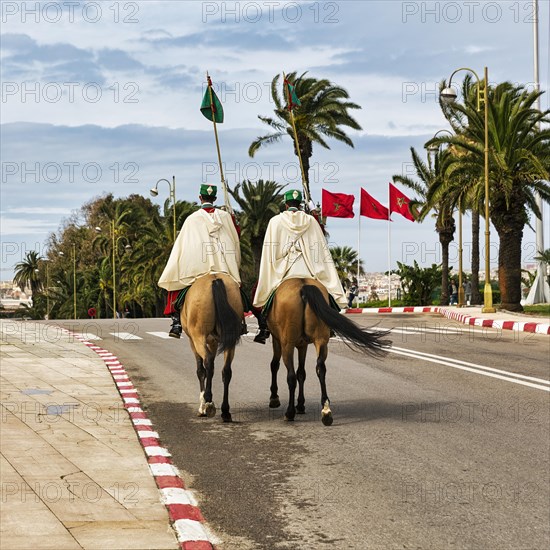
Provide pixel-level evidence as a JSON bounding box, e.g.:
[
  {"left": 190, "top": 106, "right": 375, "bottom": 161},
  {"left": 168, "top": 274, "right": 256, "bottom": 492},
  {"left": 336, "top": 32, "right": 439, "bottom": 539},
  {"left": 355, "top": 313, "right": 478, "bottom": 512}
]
[
  {"left": 205, "top": 403, "right": 216, "bottom": 418},
  {"left": 222, "top": 413, "right": 232, "bottom": 423},
  {"left": 284, "top": 414, "right": 295, "bottom": 422},
  {"left": 269, "top": 398, "right": 281, "bottom": 408},
  {"left": 321, "top": 412, "right": 333, "bottom": 426},
  {"left": 296, "top": 407, "right": 306, "bottom": 415},
  {"left": 197, "top": 413, "right": 207, "bottom": 417}
]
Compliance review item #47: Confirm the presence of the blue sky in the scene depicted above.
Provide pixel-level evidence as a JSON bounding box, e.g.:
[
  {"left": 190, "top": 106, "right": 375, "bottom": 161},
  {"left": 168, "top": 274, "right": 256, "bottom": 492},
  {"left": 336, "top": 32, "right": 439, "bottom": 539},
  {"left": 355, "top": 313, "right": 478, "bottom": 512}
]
[{"left": 1, "top": 0, "right": 549, "bottom": 278}]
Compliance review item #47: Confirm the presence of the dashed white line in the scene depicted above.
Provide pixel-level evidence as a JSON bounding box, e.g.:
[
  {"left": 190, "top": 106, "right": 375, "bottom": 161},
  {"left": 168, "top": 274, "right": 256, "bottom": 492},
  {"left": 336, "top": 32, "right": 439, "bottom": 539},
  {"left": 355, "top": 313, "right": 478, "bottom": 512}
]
[{"left": 109, "top": 332, "right": 142, "bottom": 340}]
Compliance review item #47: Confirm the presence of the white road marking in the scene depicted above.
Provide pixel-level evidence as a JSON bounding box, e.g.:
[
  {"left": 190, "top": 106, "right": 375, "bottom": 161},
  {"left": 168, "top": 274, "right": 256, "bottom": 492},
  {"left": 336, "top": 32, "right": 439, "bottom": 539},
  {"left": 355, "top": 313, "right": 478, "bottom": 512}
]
[
  {"left": 146, "top": 331, "right": 177, "bottom": 339},
  {"left": 109, "top": 332, "right": 142, "bottom": 340},
  {"left": 389, "top": 346, "right": 550, "bottom": 392},
  {"left": 74, "top": 333, "right": 102, "bottom": 340}
]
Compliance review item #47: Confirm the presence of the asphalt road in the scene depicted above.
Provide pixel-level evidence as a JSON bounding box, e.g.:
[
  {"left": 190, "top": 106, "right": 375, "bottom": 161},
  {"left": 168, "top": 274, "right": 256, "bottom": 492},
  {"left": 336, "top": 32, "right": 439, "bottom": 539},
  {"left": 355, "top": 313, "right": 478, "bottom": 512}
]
[{"left": 55, "top": 314, "right": 550, "bottom": 550}]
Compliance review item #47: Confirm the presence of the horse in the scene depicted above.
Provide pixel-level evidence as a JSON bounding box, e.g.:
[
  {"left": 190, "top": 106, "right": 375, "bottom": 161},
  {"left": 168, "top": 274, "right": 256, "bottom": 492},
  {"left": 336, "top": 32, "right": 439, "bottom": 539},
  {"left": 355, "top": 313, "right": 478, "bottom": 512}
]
[
  {"left": 180, "top": 273, "right": 244, "bottom": 422},
  {"left": 266, "top": 278, "right": 391, "bottom": 426}
]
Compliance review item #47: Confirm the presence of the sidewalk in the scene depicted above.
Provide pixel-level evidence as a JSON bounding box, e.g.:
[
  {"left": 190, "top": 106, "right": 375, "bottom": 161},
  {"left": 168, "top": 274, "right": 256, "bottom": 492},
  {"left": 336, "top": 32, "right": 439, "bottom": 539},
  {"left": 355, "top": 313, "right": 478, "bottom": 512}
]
[
  {"left": 347, "top": 305, "right": 550, "bottom": 334},
  {"left": 0, "top": 320, "right": 180, "bottom": 550}
]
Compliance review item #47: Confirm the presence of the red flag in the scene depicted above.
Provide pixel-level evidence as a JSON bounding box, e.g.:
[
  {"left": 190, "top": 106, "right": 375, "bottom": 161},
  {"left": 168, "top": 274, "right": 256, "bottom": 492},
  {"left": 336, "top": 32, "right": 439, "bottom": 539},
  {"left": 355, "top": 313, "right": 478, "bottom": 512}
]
[
  {"left": 322, "top": 189, "right": 355, "bottom": 218},
  {"left": 389, "top": 183, "right": 416, "bottom": 221},
  {"left": 360, "top": 188, "right": 389, "bottom": 220}
]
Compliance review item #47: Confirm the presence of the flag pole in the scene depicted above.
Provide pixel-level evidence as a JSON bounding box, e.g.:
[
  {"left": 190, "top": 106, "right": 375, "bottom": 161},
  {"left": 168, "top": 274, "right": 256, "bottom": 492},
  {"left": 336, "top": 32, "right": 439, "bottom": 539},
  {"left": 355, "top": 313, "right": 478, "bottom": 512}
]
[
  {"left": 357, "top": 209, "right": 361, "bottom": 307},
  {"left": 388, "top": 184, "right": 391, "bottom": 307},
  {"left": 206, "top": 72, "right": 232, "bottom": 213},
  {"left": 283, "top": 72, "right": 311, "bottom": 206}
]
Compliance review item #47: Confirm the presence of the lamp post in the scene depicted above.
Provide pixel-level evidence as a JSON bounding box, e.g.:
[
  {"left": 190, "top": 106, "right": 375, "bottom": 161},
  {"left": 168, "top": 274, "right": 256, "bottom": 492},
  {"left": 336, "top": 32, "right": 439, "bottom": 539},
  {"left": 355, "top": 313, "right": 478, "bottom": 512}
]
[
  {"left": 150, "top": 176, "right": 177, "bottom": 242},
  {"left": 441, "top": 66, "right": 495, "bottom": 313},
  {"left": 58, "top": 245, "right": 77, "bottom": 319},
  {"left": 426, "top": 128, "right": 465, "bottom": 307},
  {"left": 95, "top": 221, "right": 131, "bottom": 319}
]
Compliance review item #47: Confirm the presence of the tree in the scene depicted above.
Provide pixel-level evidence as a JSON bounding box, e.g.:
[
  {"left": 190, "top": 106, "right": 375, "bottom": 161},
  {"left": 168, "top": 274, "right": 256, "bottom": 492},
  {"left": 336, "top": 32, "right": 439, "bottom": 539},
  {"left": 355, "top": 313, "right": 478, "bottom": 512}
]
[
  {"left": 534, "top": 249, "right": 550, "bottom": 287},
  {"left": 391, "top": 261, "right": 444, "bottom": 306},
  {"left": 229, "top": 179, "right": 286, "bottom": 279},
  {"left": 14, "top": 250, "right": 43, "bottom": 295},
  {"left": 248, "top": 72, "right": 362, "bottom": 198},
  {"left": 330, "top": 246, "right": 364, "bottom": 289},
  {"left": 435, "top": 79, "right": 550, "bottom": 311},
  {"left": 393, "top": 147, "right": 455, "bottom": 306}
]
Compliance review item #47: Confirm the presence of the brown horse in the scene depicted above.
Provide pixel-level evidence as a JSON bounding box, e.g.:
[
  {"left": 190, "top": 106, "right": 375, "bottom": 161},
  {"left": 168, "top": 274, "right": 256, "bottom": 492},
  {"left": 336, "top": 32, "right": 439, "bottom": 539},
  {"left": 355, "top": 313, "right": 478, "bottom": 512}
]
[
  {"left": 180, "top": 273, "right": 243, "bottom": 422},
  {"left": 267, "top": 278, "right": 391, "bottom": 425}
]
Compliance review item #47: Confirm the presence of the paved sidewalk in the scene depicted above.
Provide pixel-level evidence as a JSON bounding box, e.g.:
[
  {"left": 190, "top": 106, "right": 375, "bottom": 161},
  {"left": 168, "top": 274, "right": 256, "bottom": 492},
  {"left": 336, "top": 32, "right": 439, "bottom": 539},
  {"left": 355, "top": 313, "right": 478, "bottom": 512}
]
[
  {"left": 348, "top": 305, "right": 550, "bottom": 334},
  {"left": 0, "top": 320, "right": 179, "bottom": 550}
]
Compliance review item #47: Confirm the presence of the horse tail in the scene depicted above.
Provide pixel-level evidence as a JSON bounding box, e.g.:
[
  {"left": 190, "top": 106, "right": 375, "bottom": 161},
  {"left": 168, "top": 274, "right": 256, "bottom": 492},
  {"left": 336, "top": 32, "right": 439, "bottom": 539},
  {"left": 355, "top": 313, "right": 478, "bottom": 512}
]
[
  {"left": 301, "top": 285, "right": 391, "bottom": 357},
  {"left": 212, "top": 278, "right": 242, "bottom": 353}
]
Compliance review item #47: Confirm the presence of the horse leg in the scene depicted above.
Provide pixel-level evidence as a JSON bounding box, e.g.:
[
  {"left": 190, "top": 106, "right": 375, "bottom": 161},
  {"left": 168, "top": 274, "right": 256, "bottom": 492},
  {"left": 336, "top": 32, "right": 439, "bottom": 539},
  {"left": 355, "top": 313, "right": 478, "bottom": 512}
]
[
  {"left": 282, "top": 344, "right": 297, "bottom": 421},
  {"left": 221, "top": 348, "right": 234, "bottom": 422},
  {"left": 203, "top": 349, "right": 217, "bottom": 418},
  {"left": 296, "top": 344, "right": 307, "bottom": 414},
  {"left": 315, "top": 343, "right": 333, "bottom": 426},
  {"left": 190, "top": 340, "right": 208, "bottom": 417},
  {"left": 269, "top": 337, "right": 281, "bottom": 408}
]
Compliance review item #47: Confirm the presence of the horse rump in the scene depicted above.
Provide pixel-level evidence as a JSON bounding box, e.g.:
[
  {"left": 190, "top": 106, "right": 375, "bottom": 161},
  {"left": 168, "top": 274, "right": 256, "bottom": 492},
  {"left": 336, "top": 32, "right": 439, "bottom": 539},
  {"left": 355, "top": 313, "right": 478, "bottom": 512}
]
[
  {"left": 300, "top": 285, "right": 391, "bottom": 356},
  {"left": 211, "top": 278, "right": 242, "bottom": 353}
]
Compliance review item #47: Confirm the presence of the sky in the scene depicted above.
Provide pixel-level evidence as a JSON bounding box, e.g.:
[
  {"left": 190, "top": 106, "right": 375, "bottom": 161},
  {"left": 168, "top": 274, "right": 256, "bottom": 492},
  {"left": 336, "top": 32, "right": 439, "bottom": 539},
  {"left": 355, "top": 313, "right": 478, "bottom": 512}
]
[{"left": 1, "top": 0, "right": 549, "bottom": 279}]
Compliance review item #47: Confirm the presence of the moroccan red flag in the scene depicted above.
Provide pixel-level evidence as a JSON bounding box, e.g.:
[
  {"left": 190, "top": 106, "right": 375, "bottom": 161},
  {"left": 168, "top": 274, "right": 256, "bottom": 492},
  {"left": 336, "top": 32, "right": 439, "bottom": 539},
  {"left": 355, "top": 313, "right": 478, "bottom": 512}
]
[
  {"left": 389, "top": 183, "right": 416, "bottom": 221},
  {"left": 360, "top": 188, "right": 389, "bottom": 220},
  {"left": 322, "top": 189, "right": 355, "bottom": 218}
]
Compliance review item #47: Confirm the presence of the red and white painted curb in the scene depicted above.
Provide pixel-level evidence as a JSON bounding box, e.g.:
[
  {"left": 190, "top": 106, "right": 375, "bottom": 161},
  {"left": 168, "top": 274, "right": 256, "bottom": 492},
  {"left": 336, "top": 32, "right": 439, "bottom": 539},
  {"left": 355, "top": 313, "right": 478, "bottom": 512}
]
[
  {"left": 59, "top": 328, "right": 217, "bottom": 550},
  {"left": 345, "top": 306, "right": 550, "bottom": 335}
]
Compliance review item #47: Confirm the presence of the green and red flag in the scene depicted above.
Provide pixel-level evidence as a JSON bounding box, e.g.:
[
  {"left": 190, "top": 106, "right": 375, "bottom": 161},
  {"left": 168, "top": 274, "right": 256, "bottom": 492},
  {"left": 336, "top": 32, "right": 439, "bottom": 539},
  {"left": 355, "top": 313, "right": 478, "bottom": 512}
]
[
  {"left": 200, "top": 75, "right": 224, "bottom": 123},
  {"left": 284, "top": 78, "right": 301, "bottom": 111},
  {"left": 389, "top": 183, "right": 416, "bottom": 221},
  {"left": 360, "top": 188, "right": 389, "bottom": 220},
  {"left": 322, "top": 189, "right": 355, "bottom": 218}
]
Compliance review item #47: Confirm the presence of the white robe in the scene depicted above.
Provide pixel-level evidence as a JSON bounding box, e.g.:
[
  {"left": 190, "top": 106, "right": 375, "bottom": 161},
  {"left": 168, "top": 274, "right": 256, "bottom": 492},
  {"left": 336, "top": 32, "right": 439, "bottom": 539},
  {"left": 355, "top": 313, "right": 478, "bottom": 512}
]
[
  {"left": 158, "top": 208, "right": 241, "bottom": 291},
  {"left": 253, "top": 210, "right": 346, "bottom": 308}
]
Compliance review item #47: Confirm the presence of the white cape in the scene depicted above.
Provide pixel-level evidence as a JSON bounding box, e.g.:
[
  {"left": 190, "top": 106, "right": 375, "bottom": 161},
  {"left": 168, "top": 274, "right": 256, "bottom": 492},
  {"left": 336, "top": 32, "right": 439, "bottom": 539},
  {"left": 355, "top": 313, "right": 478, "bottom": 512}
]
[
  {"left": 253, "top": 210, "right": 346, "bottom": 308},
  {"left": 158, "top": 208, "right": 241, "bottom": 291}
]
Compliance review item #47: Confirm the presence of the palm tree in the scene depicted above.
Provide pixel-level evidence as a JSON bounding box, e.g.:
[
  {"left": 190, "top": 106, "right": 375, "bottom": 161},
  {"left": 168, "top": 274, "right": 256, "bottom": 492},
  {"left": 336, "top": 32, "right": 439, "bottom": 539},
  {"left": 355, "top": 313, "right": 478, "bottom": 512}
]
[
  {"left": 434, "top": 79, "right": 550, "bottom": 311},
  {"left": 229, "top": 179, "right": 286, "bottom": 276},
  {"left": 330, "top": 246, "right": 364, "bottom": 288},
  {"left": 14, "top": 250, "right": 43, "bottom": 295},
  {"left": 534, "top": 249, "right": 550, "bottom": 287},
  {"left": 393, "top": 148, "right": 456, "bottom": 306},
  {"left": 128, "top": 199, "right": 197, "bottom": 315},
  {"left": 248, "top": 72, "right": 362, "bottom": 198}
]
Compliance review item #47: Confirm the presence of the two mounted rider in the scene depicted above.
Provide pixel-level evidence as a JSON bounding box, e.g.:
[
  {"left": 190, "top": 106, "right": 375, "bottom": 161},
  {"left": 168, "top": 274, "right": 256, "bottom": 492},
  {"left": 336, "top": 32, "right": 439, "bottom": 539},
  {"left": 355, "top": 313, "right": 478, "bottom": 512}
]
[{"left": 158, "top": 186, "right": 347, "bottom": 342}]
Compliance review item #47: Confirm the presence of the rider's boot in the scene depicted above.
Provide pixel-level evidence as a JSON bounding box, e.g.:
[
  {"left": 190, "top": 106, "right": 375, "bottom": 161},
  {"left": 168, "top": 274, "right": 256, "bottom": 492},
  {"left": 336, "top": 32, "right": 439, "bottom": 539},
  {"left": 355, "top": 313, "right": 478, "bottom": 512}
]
[
  {"left": 253, "top": 313, "right": 270, "bottom": 344},
  {"left": 169, "top": 311, "right": 182, "bottom": 338}
]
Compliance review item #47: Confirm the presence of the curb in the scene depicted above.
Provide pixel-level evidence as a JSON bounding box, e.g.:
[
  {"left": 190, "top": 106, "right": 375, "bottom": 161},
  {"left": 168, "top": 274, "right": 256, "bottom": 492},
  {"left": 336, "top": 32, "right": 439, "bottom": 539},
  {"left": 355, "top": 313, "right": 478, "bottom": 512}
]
[
  {"left": 344, "top": 306, "right": 550, "bottom": 335},
  {"left": 59, "top": 328, "right": 217, "bottom": 550}
]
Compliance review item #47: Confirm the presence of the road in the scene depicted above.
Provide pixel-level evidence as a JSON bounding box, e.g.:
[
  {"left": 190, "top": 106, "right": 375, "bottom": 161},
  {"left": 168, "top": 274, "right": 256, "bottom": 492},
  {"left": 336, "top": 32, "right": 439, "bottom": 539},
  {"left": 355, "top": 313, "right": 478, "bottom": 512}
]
[{"left": 55, "top": 314, "right": 550, "bottom": 550}]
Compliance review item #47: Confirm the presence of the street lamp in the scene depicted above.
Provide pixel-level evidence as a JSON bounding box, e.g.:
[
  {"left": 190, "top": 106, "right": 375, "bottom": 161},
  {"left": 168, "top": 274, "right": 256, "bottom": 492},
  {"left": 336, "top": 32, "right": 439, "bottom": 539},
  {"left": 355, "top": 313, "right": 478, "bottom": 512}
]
[
  {"left": 426, "top": 129, "right": 465, "bottom": 308},
  {"left": 441, "top": 66, "right": 495, "bottom": 313},
  {"left": 58, "top": 244, "right": 77, "bottom": 319},
  {"left": 150, "top": 176, "right": 177, "bottom": 242},
  {"left": 95, "top": 221, "right": 132, "bottom": 319}
]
